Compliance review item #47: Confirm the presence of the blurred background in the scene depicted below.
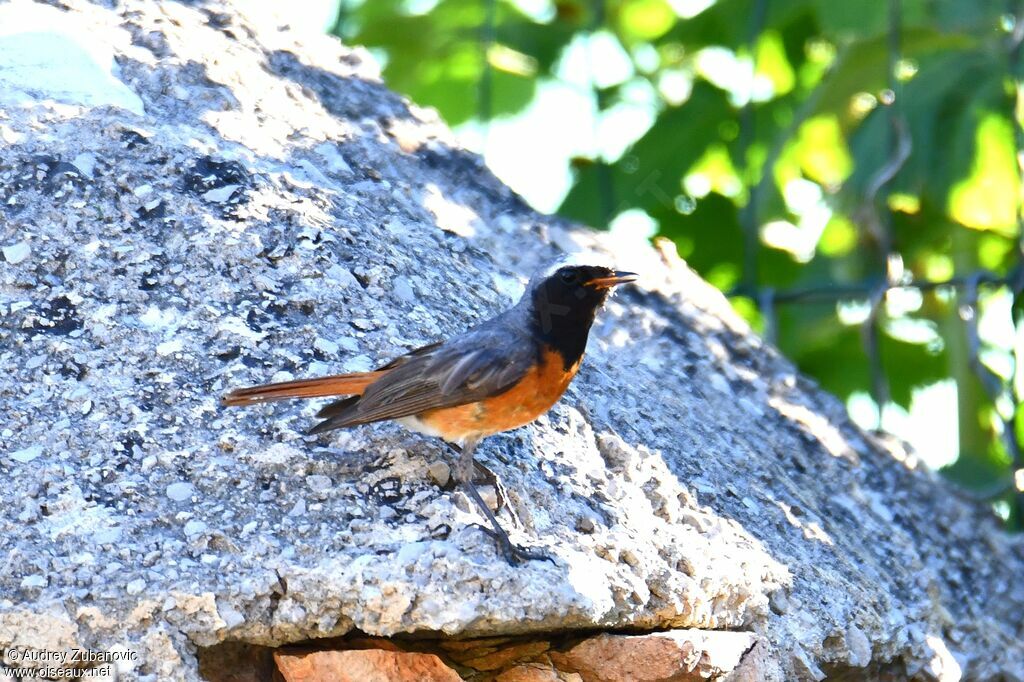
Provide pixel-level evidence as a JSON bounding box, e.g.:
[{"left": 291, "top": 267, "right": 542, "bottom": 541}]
[{"left": 304, "top": 0, "right": 1024, "bottom": 527}]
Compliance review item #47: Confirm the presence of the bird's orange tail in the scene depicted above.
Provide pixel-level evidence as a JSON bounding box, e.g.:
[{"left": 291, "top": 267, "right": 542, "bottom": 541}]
[{"left": 221, "top": 371, "right": 385, "bottom": 407}]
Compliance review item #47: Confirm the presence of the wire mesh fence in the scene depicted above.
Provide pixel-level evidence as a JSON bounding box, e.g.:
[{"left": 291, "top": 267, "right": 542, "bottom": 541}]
[
  {"left": 335, "top": 0, "right": 1024, "bottom": 525},
  {"left": 727, "top": 0, "right": 1024, "bottom": 521}
]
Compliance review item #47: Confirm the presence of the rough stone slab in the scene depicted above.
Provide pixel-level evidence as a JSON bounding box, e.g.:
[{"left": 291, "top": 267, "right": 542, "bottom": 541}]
[
  {"left": 274, "top": 649, "right": 461, "bottom": 682},
  {"left": 548, "top": 631, "right": 767, "bottom": 682},
  {"left": 1, "top": 0, "right": 1023, "bottom": 681},
  {"left": 495, "top": 664, "right": 569, "bottom": 682}
]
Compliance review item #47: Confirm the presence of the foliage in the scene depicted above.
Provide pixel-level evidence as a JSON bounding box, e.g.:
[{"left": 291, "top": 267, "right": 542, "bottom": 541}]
[{"left": 334, "top": 0, "right": 1024, "bottom": 525}]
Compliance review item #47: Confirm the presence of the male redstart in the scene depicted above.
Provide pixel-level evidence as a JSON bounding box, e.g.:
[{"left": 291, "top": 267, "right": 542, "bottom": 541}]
[{"left": 222, "top": 263, "right": 636, "bottom": 564}]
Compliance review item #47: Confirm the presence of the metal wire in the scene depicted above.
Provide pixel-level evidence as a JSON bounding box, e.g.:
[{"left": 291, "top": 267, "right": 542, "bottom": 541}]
[
  {"left": 463, "top": 0, "right": 1024, "bottom": 518},
  {"left": 1004, "top": 0, "right": 1024, "bottom": 519},
  {"left": 738, "top": 0, "right": 769, "bottom": 293},
  {"left": 478, "top": 0, "right": 497, "bottom": 125},
  {"left": 732, "top": 0, "right": 1024, "bottom": 516}
]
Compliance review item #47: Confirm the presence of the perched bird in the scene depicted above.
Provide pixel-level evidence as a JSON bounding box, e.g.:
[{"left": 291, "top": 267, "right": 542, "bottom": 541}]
[{"left": 222, "top": 263, "right": 636, "bottom": 564}]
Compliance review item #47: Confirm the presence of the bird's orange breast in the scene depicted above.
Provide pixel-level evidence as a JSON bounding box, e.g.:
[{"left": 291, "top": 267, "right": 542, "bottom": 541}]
[{"left": 416, "top": 347, "right": 582, "bottom": 442}]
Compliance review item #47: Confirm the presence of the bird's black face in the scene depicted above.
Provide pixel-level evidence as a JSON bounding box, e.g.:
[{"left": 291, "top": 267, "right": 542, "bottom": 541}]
[
  {"left": 537, "top": 265, "right": 633, "bottom": 315},
  {"left": 529, "top": 264, "right": 636, "bottom": 367}
]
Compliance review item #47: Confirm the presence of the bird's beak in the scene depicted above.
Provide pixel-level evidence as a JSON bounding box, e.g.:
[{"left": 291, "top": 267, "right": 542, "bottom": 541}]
[{"left": 586, "top": 271, "right": 638, "bottom": 289}]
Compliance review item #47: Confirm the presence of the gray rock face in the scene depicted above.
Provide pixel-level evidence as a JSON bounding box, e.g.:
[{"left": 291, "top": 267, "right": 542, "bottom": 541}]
[{"left": 1, "top": 1, "right": 1022, "bottom": 680}]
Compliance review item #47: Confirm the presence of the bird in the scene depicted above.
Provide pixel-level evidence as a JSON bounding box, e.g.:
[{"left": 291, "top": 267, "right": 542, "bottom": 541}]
[{"left": 221, "top": 262, "right": 637, "bottom": 564}]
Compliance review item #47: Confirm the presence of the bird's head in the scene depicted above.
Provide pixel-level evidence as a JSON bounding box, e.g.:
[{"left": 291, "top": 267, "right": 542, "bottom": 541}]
[{"left": 525, "top": 263, "right": 637, "bottom": 337}]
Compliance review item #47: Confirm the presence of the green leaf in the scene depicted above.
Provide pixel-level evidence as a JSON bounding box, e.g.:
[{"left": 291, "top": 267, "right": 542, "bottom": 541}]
[
  {"left": 341, "top": 0, "right": 559, "bottom": 124},
  {"left": 616, "top": 0, "right": 677, "bottom": 42},
  {"left": 653, "top": 192, "right": 803, "bottom": 290},
  {"left": 755, "top": 29, "right": 796, "bottom": 97},
  {"left": 941, "top": 439, "right": 1012, "bottom": 492},
  {"left": 794, "top": 114, "right": 853, "bottom": 186},
  {"left": 947, "top": 112, "right": 1020, "bottom": 234},
  {"left": 559, "top": 82, "right": 733, "bottom": 227},
  {"left": 778, "top": 308, "right": 948, "bottom": 407},
  {"left": 831, "top": 47, "right": 1010, "bottom": 236},
  {"left": 661, "top": 0, "right": 815, "bottom": 52},
  {"left": 930, "top": 0, "right": 1006, "bottom": 34},
  {"left": 811, "top": 0, "right": 892, "bottom": 38},
  {"left": 811, "top": 28, "right": 978, "bottom": 126}
]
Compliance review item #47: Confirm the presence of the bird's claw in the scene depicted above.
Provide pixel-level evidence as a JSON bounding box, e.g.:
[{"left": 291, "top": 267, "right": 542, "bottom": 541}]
[{"left": 468, "top": 523, "right": 556, "bottom": 566}]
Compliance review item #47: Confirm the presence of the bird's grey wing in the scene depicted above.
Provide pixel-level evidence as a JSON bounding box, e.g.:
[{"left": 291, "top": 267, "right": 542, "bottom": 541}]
[
  {"left": 310, "top": 321, "right": 536, "bottom": 431},
  {"left": 310, "top": 340, "right": 444, "bottom": 423}
]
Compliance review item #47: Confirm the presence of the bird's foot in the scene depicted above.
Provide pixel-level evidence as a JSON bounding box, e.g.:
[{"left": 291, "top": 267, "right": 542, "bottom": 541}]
[
  {"left": 468, "top": 523, "right": 555, "bottom": 566},
  {"left": 460, "top": 478, "right": 553, "bottom": 566}
]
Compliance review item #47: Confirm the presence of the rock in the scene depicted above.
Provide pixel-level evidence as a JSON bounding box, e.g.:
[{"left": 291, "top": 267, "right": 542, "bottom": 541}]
[
  {"left": 922, "top": 635, "right": 963, "bottom": 682},
  {"left": 392, "top": 276, "right": 416, "bottom": 303},
  {"left": 0, "top": 2, "right": 145, "bottom": 114},
  {"left": 70, "top": 152, "right": 97, "bottom": 178},
  {"left": 314, "top": 337, "right": 339, "bottom": 356},
  {"left": 844, "top": 624, "right": 872, "bottom": 668},
  {"left": 19, "top": 576, "right": 47, "bottom": 590},
  {"left": 273, "top": 649, "right": 461, "bottom": 682},
  {"left": 477, "top": 485, "right": 499, "bottom": 512},
  {"left": 427, "top": 461, "right": 451, "bottom": 487},
  {"left": 165, "top": 482, "right": 195, "bottom": 502},
  {"left": 0, "top": 610, "right": 82, "bottom": 672},
  {"left": 306, "top": 475, "right": 333, "bottom": 493},
  {"left": 459, "top": 641, "right": 550, "bottom": 671},
  {"left": 496, "top": 662, "right": 564, "bottom": 682},
  {"left": 2, "top": 241, "right": 30, "bottom": 264},
  {"left": 1, "top": 1, "right": 1023, "bottom": 681},
  {"left": 549, "top": 631, "right": 760, "bottom": 682},
  {"left": 201, "top": 184, "right": 241, "bottom": 203},
  {"left": 314, "top": 142, "right": 353, "bottom": 176},
  {"left": 156, "top": 339, "right": 184, "bottom": 356},
  {"left": 790, "top": 646, "right": 826, "bottom": 682},
  {"left": 9, "top": 445, "right": 42, "bottom": 463},
  {"left": 197, "top": 642, "right": 275, "bottom": 682},
  {"left": 288, "top": 499, "right": 307, "bottom": 517},
  {"left": 184, "top": 520, "right": 208, "bottom": 538}
]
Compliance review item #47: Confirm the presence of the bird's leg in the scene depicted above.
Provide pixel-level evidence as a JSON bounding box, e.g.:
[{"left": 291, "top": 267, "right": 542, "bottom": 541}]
[
  {"left": 444, "top": 443, "right": 512, "bottom": 514},
  {"left": 473, "top": 462, "right": 526, "bottom": 529},
  {"left": 471, "top": 461, "right": 511, "bottom": 516},
  {"left": 450, "top": 438, "right": 553, "bottom": 566},
  {"left": 449, "top": 438, "right": 478, "bottom": 488}
]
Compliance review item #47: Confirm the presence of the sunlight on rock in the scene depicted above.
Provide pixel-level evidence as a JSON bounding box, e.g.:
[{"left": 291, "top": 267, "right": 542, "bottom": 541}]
[
  {"left": 924, "top": 635, "right": 964, "bottom": 682},
  {"left": 769, "top": 397, "right": 859, "bottom": 464},
  {"left": 0, "top": 1, "right": 144, "bottom": 114},
  {"left": 563, "top": 552, "right": 616, "bottom": 616},
  {"left": 423, "top": 183, "right": 478, "bottom": 237},
  {"left": 776, "top": 502, "right": 834, "bottom": 546}
]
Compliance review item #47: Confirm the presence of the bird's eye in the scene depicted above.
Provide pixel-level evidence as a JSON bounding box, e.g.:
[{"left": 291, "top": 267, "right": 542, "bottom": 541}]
[{"left": 560, "top": 269, "right": 577, "bottom": 284}]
